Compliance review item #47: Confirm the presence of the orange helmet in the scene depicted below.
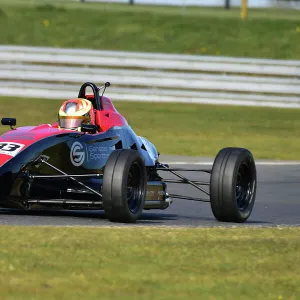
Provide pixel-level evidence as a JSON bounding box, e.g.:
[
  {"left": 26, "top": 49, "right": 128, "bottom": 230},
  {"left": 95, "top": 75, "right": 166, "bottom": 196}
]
[{"left": 58, "top": 98, "right": 95, "bottom": 130}]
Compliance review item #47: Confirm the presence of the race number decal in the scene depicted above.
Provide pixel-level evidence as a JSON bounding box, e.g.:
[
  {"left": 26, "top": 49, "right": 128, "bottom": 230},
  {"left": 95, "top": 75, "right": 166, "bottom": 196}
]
[{"left": 0, "top": 142, "right": 25, "bottom": 157}]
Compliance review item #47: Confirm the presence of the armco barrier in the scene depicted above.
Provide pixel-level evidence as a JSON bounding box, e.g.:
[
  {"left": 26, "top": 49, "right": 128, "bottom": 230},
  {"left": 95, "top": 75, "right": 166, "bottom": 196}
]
[{"left": 0, "top": 45, "right": 299, "bottom": 108}]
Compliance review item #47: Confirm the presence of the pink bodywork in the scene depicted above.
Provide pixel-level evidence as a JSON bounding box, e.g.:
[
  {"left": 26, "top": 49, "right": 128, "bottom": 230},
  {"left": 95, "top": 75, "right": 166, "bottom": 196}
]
[{"left": 0, "top": 96, "right": 128, "bottom": 166}]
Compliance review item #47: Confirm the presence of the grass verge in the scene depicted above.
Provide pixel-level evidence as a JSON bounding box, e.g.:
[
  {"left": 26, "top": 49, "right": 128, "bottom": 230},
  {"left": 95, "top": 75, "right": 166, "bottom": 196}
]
[
  {"left": 0, "top": 1, "right": 299, "bottom": 59},
  {"left": 0, "top": 96, "right": 299, "bottom": 160},
  {"left": 0, "top": 226, "right": 299, "bottom": 300}
]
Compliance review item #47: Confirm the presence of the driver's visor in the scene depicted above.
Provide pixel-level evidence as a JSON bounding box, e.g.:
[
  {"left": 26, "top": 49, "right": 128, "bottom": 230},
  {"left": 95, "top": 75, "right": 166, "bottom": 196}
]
[{"left": 59, "top": 116, "right": 89, "bottom": 129}]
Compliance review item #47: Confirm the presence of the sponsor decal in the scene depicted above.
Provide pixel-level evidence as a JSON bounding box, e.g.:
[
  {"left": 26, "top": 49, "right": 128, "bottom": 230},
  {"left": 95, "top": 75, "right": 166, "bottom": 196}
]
[
  {"left": 87, "top": 145, "right": 111, "bottom": 160},
  {"left": 70, "top": 142, "right": 114, "bottom": 166},
  {"left": 70, "top": 141, "right": 85, "bottom": 166},
  {"left": 0, "top": 142, "right": 25, "bottom": 157},
  {"left": 1, "top": 132, "right": 36, "bottom": 141}
]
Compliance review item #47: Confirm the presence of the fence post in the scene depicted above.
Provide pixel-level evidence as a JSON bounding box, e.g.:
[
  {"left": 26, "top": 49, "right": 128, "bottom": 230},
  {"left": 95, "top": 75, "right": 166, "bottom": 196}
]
[{"left": 241, "top": 0, "right": 248, "bottom": 20}]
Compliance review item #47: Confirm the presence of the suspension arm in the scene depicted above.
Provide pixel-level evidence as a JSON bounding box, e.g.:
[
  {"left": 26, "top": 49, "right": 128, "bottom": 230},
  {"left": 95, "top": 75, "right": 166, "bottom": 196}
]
[
  {"left": 158, "top": 164, "right": 210, "bottom": 196},
  {"left": 163, "top": 179, "right": 210, "bottom": 185},
  {"left": 168, "top": 194, "right": 210, "bottom": 203},
  {"left": 33, "top": 157, "right": 102, "bottom": 198},
  {"left": 156, "top": 168, "right": 211, "bottom": 174}
]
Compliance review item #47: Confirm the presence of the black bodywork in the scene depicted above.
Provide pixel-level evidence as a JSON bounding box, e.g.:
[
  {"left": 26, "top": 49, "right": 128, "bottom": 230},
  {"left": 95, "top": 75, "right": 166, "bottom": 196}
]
[{"left": 0, "top": 124, "right": 171, "bottom": 211}]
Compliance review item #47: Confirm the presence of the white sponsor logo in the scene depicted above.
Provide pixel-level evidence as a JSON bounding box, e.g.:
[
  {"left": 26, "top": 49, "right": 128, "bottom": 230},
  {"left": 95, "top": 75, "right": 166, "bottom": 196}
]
[
  {"left": 87, "top": 145, "right": 112, "bottom": 160},
  {"left": 70, "top": 142, "right": 85, "bottom": 166},
  {"left": 0, "top": 142, "right": 25, "bottom": 157}
]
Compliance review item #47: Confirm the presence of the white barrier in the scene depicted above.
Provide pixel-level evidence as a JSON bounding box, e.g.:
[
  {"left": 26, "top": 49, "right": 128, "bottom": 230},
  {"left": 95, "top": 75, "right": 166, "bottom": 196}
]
[
  {"left": 1, "top": 51, "right": 299, "bottom": 76},
  {"left": 0, "top": 45, "right": 299, "bottom": 108},
  {"left": 70, "top": 0, "right": 300, "bottom": 9}
]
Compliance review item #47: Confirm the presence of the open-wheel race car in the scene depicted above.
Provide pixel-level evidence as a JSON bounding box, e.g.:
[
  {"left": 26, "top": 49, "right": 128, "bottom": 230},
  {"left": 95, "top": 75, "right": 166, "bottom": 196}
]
[{"left": 0, "top": 82, "right": 257, "bottom": 223}]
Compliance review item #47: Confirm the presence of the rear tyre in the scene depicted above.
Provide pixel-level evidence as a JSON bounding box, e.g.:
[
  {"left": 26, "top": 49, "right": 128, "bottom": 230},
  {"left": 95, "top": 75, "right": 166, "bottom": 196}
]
[
  {"left": 102, "top": 149, "right": 147, "bottom": 223},
  {"left": 210, "top": 147, "right": 257, "bottom": 223}
]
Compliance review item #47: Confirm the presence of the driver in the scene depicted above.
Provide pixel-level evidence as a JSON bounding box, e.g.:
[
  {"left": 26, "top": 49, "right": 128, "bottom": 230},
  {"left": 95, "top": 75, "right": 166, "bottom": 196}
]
[{"left": 58, "top": 98, "right": 95, "bottom": 131}]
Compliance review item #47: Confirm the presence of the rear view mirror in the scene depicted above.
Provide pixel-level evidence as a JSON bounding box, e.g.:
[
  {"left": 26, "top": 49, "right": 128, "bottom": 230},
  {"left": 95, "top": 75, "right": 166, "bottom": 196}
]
[
  {"left": 81, "top": 124, "right": 98, "bottom": 134},
  {"left": 1, "top": 118, "right": 16, "bottom": 127}
]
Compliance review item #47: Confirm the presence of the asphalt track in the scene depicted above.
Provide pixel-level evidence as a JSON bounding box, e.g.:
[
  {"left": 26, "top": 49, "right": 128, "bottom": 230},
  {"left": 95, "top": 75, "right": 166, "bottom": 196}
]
[{"left": 0, "top": 155, "right": 300, "bottom": 227}]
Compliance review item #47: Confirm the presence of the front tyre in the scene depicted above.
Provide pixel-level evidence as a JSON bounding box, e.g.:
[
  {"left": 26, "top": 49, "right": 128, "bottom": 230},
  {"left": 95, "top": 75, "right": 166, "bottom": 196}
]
[
  {"left": 102, "top": 149, "right": 147, "bottom": 223},
  {"left": 210, "top": 147, "right": 257, "bottom": 223}
]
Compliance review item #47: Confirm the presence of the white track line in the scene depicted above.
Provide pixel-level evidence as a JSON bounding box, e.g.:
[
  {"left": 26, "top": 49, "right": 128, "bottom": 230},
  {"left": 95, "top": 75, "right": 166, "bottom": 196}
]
[{"left": 164, "top": 161, "right": 300, "bottom": 166}]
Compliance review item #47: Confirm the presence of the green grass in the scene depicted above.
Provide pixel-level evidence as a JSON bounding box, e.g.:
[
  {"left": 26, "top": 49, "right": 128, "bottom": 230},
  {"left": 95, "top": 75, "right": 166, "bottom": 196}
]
[
  {"left": 0, "top": 226, "right": 299, "bottom": 300},
  {"left": 0, "top": 1, "right": 300, "bottom": 59},
  {"left": 3, "top": 0, "right": 300, "bottom": 21},
  {"left": 1, "top": 96, "right": 300, "bottom": 160}
]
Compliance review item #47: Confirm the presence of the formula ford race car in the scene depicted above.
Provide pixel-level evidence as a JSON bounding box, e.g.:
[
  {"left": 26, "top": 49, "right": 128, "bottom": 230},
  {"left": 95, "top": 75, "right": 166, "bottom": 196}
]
[{"left": 0, "top": 82, "right": 257, "bottom": 223}]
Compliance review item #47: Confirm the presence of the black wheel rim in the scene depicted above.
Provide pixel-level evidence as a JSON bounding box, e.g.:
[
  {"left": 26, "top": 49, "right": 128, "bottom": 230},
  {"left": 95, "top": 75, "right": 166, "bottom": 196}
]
[
  {"left": 235, "top": 159, "right": 255, "bottom": 211},
  {"left": 127, "top": 162, "right": 143, "bottom": 213}
]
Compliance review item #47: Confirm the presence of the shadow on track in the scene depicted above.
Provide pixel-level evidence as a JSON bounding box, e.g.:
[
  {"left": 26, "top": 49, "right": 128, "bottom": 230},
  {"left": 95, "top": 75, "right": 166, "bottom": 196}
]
[
  {"left": 0, "top": 208, "right": 272, "bottom": 226},
  {"left": 0, "top": 209, "right": 180, "bottom": 225}
]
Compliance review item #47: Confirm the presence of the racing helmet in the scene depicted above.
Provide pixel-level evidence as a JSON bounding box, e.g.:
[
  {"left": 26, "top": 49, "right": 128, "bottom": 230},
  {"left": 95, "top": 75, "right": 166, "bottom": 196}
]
[{"left": 58, "top": 98, "right": 95, "bottom": 130}]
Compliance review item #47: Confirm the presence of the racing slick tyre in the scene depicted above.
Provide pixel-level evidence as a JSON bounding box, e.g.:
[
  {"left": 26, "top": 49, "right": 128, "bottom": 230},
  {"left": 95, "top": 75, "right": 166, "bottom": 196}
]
[
  {"left": 210, "top": 147, "right": 257, "bottom": 223},
  {"left": 102, "top": 149, "right": 147, "bottom": 223}
]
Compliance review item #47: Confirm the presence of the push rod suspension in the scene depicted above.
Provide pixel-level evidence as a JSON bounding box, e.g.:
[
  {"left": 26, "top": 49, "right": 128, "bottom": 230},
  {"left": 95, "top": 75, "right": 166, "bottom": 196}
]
[{"left": 163, "top": 179, "right": 210, "bottom": 186}]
